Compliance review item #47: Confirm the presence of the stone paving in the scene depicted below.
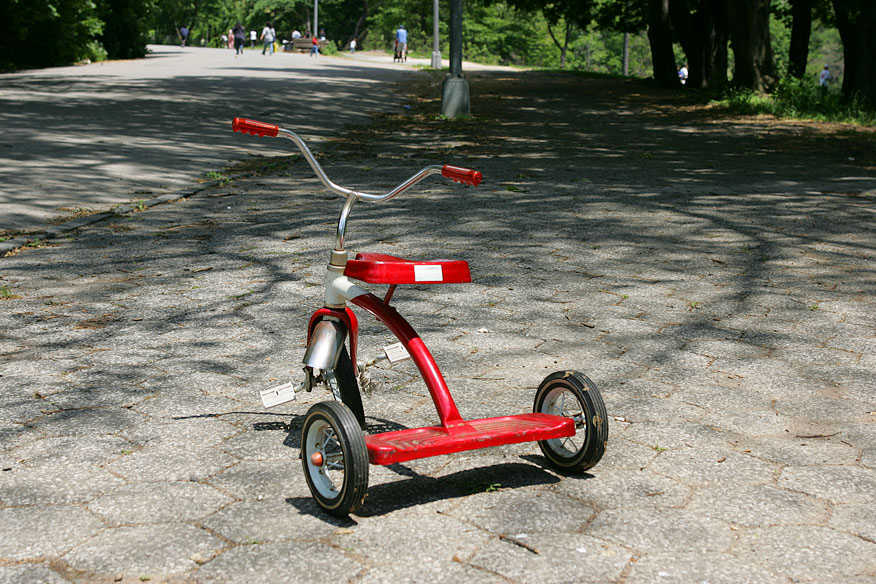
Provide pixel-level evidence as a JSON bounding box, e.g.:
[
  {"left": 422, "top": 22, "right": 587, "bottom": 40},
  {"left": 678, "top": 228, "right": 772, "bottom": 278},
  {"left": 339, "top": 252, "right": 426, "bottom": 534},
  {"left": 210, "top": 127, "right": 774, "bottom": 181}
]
[{"left": 2, "top": 53, "right": 876, "bottom": 583}]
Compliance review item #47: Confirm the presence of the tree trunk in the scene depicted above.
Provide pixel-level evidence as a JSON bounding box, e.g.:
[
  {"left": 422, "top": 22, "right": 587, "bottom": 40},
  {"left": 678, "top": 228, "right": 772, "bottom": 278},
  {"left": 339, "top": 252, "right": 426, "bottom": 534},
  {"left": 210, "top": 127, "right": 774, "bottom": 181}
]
[
  {"left": 350, "top": 0, "right": 368, "bottom": 48},
  {"left": 547, "top": 21, "right": 571, "bottom": 69},
  {"left": 726, "top": 0, "right": 778, "bottom": 92},
  {"left": 671, "top": 0, "right": 730, "bottom": 90},
  {"left": 648, "top": 0, "right": 680, "bottom": 88},
  {"left": 788, "top": 0, "right": 813, "bottom": 79},
  {"left": 700, "top": 1, "right": 730, "bottom": 90},
  {"left": 832, "top": 0, "right": 876, "bottom": 107}
]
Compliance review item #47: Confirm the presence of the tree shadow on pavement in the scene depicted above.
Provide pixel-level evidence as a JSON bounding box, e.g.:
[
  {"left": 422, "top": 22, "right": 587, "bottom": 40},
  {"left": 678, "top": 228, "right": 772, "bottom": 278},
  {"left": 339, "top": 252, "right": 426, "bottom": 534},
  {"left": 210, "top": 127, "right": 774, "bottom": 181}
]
[
  {"left": 0, "top": 52, "right": 419, "bottom": 233},
  {"left": 2, "top": 69, "right": 875, "bottom": 510}
]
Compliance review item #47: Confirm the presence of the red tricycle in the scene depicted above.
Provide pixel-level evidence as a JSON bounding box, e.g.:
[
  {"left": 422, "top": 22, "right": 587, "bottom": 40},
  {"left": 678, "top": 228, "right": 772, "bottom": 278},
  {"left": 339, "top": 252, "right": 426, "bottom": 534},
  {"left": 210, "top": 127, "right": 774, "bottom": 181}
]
[{"left": 232, "top": 117, "right": 608, "bottom": 516}]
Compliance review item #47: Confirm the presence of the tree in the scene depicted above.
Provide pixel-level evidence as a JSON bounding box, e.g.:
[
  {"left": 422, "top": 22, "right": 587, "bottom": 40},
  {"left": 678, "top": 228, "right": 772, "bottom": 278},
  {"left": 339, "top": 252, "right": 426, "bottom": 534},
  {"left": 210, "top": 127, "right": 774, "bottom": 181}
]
[
  {"left": 786, "top": 0, "right": 813, "bottom": 78},
  {"left": 97, "top": 0, "right": 153, "bottom": 59},
  {"left": 503, "top": 0, "right": 594, "bottom": 68},
  {"left": 831, "top": 0, "right": 876, "bottom": 107},
  {"left": 647, "top": 0, "right": 679, "bottom": 87},
  {"left": 669, "top": 0, "right": 729, "bottom": 90},
  {"left": 0, "top": 0, "right": 105, "bottom": 70},
  {"left": 726, "top": 0, "right": 778, "bottom": 91}
]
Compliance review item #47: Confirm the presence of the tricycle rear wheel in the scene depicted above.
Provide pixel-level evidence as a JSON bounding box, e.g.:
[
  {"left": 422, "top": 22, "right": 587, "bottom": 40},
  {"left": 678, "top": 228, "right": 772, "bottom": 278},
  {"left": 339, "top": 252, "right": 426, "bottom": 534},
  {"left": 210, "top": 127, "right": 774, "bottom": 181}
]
[{"left": 533, "top": 370, "right": 608, "bottom": 473}]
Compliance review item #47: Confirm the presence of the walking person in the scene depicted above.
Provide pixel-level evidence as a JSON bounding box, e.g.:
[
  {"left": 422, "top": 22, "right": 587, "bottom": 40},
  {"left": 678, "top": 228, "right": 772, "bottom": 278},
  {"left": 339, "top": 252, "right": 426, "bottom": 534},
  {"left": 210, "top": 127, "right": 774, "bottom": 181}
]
[
  {"left": 261, "top": 22, "right": 276, "bottom": 55},
  {"left": 395, "top": 24, "right": 407, "bottom": 58},
  {"left": 232, "top": 22, "right": 246, "bottom": 56},
  {"left": 819, "top": 64, "right": 831, "bottom": 97},
  {"left": 179, "top": 26, "right": 189, "bottom": 48},
  {"left": 311, "top": 35, "right": 319, "bottom": 57}
]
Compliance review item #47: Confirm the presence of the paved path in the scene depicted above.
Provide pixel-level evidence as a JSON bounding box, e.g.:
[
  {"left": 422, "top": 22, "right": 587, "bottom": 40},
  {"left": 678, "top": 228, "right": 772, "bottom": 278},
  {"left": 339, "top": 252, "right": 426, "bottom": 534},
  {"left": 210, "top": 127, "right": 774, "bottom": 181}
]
[
  {"left": 2, "top": 58, "right": 876, "bottom": 583},
  {"left": 0, "top": 45, "right": 425, "bottom": 234}
]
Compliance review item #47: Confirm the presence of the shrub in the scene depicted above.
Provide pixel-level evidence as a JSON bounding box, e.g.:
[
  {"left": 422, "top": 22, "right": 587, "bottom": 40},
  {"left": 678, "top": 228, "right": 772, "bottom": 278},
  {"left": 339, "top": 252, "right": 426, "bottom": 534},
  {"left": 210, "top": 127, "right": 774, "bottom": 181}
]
[{"left": 321, "top": 42, "right": 338, "bottom": 56}]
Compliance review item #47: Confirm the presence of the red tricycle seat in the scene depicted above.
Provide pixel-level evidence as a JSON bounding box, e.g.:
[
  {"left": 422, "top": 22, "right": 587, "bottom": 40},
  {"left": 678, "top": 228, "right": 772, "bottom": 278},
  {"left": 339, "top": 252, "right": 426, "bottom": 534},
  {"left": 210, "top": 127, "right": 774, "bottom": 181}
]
[{"left": 344, "top": 252, "right": 471, "bottom": 285}]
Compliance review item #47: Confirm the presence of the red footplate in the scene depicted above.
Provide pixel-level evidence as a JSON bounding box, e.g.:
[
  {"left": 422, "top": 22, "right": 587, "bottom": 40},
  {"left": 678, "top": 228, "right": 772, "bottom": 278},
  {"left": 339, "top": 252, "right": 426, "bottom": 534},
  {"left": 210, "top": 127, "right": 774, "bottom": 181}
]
[{"left": 365, "top": 413, "right": 575, "bottom": 465}]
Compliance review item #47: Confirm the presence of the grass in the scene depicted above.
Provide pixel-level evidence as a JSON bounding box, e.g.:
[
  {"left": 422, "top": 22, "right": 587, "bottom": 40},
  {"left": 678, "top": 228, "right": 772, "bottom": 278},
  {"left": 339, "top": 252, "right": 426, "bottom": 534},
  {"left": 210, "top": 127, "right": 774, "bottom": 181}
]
[
  {"left": 1, "top": 285, "right": 21, "bottom": 300},
  {"left": 713, "top": 77, "right": 876, "bottom": 126},
  {"left": 204, "top": 171, "right": 231, "bottom": 185}
]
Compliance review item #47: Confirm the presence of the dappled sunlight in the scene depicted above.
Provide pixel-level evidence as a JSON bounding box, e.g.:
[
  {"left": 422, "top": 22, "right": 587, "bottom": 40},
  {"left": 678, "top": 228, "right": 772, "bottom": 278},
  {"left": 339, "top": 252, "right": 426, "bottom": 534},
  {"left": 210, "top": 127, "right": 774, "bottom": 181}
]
[
  {"left": 0, "top": 46, "right": 422, "bottom": 233},
  {"left": 1, "top": 69, "right": 875, "bottom": 542}
]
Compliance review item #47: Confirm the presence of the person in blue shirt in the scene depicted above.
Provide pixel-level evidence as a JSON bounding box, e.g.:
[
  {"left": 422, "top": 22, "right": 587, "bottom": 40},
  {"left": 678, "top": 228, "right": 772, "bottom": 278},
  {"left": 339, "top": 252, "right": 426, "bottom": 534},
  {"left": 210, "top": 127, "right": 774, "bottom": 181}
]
[{"left": 395, "top": 25, "right": 407, "bottom": 61}]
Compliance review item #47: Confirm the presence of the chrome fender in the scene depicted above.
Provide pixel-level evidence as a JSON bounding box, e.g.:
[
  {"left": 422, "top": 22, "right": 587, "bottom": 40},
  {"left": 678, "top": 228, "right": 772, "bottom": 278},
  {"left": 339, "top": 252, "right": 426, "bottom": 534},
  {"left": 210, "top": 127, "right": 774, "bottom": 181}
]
[{"left": 303, "top": 318, "right": 347, "bottom": 371}]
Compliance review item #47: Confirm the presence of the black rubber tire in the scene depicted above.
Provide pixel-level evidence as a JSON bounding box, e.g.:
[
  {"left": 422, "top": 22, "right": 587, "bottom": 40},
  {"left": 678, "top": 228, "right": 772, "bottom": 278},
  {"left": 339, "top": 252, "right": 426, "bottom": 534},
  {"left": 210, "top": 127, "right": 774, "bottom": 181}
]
[
  {"left": 301, "top": 401, "right": 369, "bottom": 517},
  {"left": 335, "top": 346, "right": 365, "bottom": 429},
  {"left": 533, "top": 370, "right": 608, "bottom": 473}
]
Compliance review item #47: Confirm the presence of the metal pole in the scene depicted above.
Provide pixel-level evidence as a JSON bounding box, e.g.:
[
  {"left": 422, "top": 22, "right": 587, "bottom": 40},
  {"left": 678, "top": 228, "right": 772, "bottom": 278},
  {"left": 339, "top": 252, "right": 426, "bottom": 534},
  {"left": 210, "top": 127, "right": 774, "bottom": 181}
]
[
  {"left": 431, "top": 0, "right": 441, "bottom": 68},
  {"left": 622, "top": 0, "right": 630, "bottom": 76},
  {"left": 314, "top": 0, "right": 319, "bottom": 41},
  {"left": 449, "top": 0, "right": 462, "bottom": 78},
  {"left": 441, "top": 0, "right": 469, "bottom": 117}
]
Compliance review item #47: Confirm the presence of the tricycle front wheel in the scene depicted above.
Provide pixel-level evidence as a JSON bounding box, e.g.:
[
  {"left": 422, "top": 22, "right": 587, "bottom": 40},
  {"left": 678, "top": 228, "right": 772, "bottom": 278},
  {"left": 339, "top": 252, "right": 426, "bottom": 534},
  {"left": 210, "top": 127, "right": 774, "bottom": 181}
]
[
  {"left": 301, "top": 401, "right": 369, "bottom": 517},
  {"left": 534, "top": 370, "right": 608, "bottom": 473}
]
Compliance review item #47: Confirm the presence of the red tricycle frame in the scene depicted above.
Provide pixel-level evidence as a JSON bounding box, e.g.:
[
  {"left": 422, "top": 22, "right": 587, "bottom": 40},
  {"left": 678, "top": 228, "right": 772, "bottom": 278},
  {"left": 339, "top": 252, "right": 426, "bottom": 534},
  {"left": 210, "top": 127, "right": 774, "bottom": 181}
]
[{"left": 232, "top": 117, "right": 608, "bottom": 517}]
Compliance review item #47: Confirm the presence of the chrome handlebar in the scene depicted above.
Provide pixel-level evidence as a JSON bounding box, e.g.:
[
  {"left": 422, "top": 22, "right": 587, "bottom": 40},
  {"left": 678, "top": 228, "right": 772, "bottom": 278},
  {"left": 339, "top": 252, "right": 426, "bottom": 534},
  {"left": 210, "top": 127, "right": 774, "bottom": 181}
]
[
  {"left": 231, "top": 117, "right": 482, "bottom": 250},
  {"left": 277, "top": 128, "right": 446, "bottom": 204}
]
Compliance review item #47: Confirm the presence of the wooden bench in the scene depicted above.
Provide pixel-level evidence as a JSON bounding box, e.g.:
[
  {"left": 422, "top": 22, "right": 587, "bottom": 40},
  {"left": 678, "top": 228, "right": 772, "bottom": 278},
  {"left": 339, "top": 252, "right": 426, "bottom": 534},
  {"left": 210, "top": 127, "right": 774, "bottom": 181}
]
[{"left": 284, "top": 38, "right": 329, "bottom": 52}]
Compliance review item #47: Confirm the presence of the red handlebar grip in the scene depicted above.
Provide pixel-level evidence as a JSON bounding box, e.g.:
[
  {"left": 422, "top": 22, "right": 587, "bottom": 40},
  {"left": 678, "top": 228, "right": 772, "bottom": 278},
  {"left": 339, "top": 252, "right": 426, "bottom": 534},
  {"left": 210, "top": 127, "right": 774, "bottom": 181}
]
[
  {"left": 232, "top": 117, "right": 279, "bottom": 138},
  {"left": 441, "top": 165, "right": 482, "bottom": 187}
]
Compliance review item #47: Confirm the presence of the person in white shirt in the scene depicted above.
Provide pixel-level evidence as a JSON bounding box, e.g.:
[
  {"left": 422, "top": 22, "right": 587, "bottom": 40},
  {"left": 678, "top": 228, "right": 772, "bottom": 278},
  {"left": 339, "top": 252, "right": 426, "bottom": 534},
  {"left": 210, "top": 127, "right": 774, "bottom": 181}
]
[
  {"left": 261, "top": 22, "right": 276, "bottom": 55},
  {"left": 819, "top": 64, "right": 831, "bottom": 98},
  {"left": 819, "top": 64, "right": 831, "bottom": 87}
]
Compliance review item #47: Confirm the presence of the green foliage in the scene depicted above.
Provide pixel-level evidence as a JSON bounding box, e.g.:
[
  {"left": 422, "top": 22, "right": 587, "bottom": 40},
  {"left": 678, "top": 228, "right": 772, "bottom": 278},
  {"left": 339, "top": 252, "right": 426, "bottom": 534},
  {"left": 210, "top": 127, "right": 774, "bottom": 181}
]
[
  {"left": 0, "top": 0, "right": 105, "bottom": 70},
  {"left": 97, "top": 0, "right": 152, "bottom": 59},
  {"left": 770, "top": 5, "right": 792, "bottom": 77},
  {"left": 462, "top": 2, "right": 557, "bottom": 66},
  {"left": 568, "top": 28, "right": 652, "bottom": 76},
  {"left": 367, "top": 0, "right": 442, "bottom": 54},
  {"left": 0, "top": 0, "right": 861, "bottom": 113},
  {"left": 806, "top": 20, "right": 843, "bottom": 78},
  {"left": 594, "top": 0, "right": 647, "bottom": 33},
  {"left": 716, "top": 77, "right": 875, "bottom": 125},
  {"left": 0, "top": 0, "right": 155, "bottom": 70},
  {"left": 768, "top": 6, "right": 842, "bottom": 81},
  {"left": 320, "top": 40, "right": 339, "bottom": 55}
]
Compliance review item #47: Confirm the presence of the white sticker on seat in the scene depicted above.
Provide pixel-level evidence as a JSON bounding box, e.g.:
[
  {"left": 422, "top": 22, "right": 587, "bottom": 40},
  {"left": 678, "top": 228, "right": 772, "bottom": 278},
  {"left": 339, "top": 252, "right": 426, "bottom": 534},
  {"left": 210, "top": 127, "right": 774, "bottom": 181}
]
[{"left": 414, "top": 264, "right": 443, "bottom": 282}]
